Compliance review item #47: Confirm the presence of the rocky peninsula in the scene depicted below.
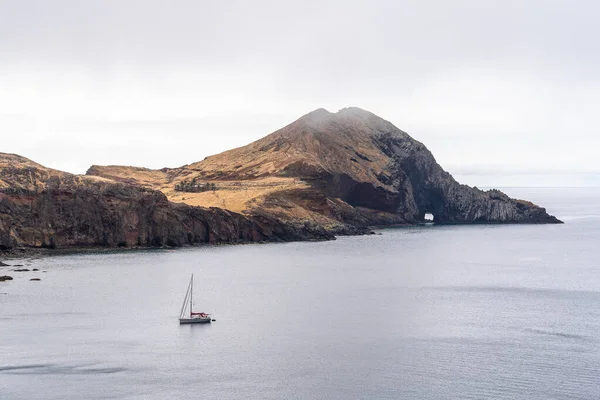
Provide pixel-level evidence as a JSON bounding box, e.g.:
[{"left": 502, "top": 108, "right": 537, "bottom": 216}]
[{"left": 0, "top": 107, "right": 561, "bottom": 253}]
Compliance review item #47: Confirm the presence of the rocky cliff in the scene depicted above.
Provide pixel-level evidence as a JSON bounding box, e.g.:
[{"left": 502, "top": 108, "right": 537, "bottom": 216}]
[
  {"left": 88, "top": 107, "right": 560, "bottom": 229},
  {"left": 1, "top": 107, "right": 561, "bottom": 251},
  {"left": 0, "top": 153, "right": 332, "bottom": 250},
  {"left": 246, "top": 107, "right": 562, "bottom": 225}
]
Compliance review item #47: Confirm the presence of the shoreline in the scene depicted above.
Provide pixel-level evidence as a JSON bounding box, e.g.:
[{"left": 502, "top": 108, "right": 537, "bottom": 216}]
[
  {"left": 0, "top": 235, "right": 339, "bottom": 262},
  {"left": 0, "top": 217, "right": 564, "bottom": 263}
]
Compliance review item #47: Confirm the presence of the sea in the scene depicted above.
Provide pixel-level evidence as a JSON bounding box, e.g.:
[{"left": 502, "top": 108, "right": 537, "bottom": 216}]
[{"left": 1, "top": 188, "right": 599, "bottom": 400}]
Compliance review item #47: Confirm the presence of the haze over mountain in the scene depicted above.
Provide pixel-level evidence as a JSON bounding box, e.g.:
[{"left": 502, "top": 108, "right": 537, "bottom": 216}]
[
  {"left": 0, "top": 107, "right": 562, "bottom": 251},
  {"left": 87, "top": 108, "right": 562, "bottom": 234},
  {"left": 1, "top": 1, "right": 599, "bottom": 186}
]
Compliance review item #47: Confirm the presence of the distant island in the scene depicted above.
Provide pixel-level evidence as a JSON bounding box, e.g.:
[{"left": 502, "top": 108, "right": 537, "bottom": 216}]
[{"left": 0, "top": 107, "right": 562, "bottom": 252}]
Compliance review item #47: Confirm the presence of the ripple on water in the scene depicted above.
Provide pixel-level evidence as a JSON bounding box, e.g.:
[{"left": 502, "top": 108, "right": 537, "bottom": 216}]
[{"left": 0, "top": 363, "right": 126, "bottom": 375}]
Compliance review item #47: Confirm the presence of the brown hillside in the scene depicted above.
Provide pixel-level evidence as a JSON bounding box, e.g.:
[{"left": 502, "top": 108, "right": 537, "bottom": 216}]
[
  {"left": 0, "top": 152, "right": 330, "bottom": 250},
  {"left": 87, "top": 107, "right": 562, "bottom": 229}
]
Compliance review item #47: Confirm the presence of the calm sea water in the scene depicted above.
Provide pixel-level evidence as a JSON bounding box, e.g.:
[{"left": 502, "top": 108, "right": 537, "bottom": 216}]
[{"left": 1, "top": 188, "right": 599, "bottom": 400}]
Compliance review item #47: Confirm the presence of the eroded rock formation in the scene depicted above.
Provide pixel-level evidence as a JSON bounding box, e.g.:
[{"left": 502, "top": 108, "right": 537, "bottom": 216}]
[
  {"left": 88, "top": 107, "right": 559, "bottom": 227},
  {"left": 0, "top": 154, "right": 332, "bottom": 250},
  {"left": 1, "top": 107, "right": 561, "bottom": 251}
]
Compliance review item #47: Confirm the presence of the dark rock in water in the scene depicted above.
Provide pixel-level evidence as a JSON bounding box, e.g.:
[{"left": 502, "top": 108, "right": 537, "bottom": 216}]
[
  {"left": 0, "top": 275, "right": 13, "bottom": 281},
  {"left": 0, "top": 261, "right": 9, "bottom": 266},
  {"left": 32, "top": 268, "right": 39, "bottom": 271},
  {"left": 12, "top": 264, "right": 23, "bottom": 267},
  {"left": 13, "top": 269, "right": 30, "bottom": 272},
  {"left": 30, "top": 278, "right": 41, "bottom": 281}
]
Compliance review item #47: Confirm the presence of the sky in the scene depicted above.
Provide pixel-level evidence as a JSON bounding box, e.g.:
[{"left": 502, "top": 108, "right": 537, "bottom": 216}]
[{"left": 1, "top": 0, "right": 599, "bottom": 186}]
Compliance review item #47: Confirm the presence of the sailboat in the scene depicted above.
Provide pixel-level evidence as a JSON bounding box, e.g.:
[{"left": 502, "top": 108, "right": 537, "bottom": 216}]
[{"left": 179, "top": 274, "right": 212, "bottom": 324}]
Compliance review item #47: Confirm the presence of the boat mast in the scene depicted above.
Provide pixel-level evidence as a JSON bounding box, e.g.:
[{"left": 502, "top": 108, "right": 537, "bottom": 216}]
[{"left": 190, "top": 274, "right": 193, "bottom": 317}]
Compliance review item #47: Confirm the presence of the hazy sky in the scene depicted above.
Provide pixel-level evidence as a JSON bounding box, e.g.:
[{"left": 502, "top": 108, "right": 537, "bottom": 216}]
[{"left": 1, "top": 0, "right": 599, "bottom": 186}]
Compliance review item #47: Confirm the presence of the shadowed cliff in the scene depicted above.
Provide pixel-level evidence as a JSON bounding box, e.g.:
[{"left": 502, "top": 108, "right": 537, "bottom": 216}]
[
  {"left": 88, "top": 107, "right": 560, "bottom": 229},
  {"left": 1, "top": 107, "right": 561, "bottom": 251},
  {"left": 0, "top": 153, "right": 332, "bottom": 250},
  {"left": 245, "top": 107, "right": 562, "bottom": 225}
]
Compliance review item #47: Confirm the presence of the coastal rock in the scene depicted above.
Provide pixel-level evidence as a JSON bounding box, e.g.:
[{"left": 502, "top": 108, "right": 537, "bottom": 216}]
[
  {"left": 90, "top": 107, "right": 559, "bottom": 228},
  {"left": 1, "top": 107, "right": 561, "bottom": 252},
  {"left": 0, "top": 153, "right": 331, "bottom": 250},
  {"left": 267, "top": 108, "right": 562, "bottom": 225},
  {"left": 0, "top": 275, "right": 13, "bottom": 281}
]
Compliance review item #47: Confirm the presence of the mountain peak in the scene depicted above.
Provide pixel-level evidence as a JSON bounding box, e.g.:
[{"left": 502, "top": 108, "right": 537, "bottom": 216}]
[
  {"left": 298, "top": 107, "right": 379, "bottom": 123},
  {"left": 288, "top": 107, "right": 394, "bottom": 138},
  {"left": 292, "top": 108, "right": 335, "bottom": 131},
  {"left": 301, "top": 108, "right": 332, "bottom": 119},
  {"left": 336, "top": 107, "right": 374, "bottom": 117}
]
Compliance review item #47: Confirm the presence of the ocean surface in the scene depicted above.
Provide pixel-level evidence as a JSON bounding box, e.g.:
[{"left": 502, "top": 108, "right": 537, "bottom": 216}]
[{"left": 1, "top": 188, "right": 599, "bottom": 400}]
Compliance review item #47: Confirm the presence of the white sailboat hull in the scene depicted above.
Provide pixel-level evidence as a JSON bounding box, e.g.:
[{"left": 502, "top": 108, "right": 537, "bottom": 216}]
[{"left": 179, "top": 316, "right": 211, "bottom": 324}]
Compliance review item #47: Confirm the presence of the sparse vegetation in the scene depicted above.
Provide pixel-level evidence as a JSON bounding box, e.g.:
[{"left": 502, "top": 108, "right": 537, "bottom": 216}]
[
  {"left": 354, "top": 151, "right": 372, "bottom": 161},
  {"left": 174, "top": 177, "right": 217, "bottom": 193}
]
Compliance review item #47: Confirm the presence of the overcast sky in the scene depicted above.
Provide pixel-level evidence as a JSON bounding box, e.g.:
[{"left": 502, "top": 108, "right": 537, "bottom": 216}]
[{"left": 1, "top": 0, "right": 598, "bottom": 186}]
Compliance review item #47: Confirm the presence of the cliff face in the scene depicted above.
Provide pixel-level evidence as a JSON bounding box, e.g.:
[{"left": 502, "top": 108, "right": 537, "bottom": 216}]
[
  {"left": 0, "top": 154, "right": 331, "bottom": 250},
  {"left": 98, "top": 107, "right": 557, "bottom": 227},
  {"left": 1, "top": 107, "right": 561, "bottom": 251},
  {"left": 284, "top": 108, "right": 562, "bottom": 224}
]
